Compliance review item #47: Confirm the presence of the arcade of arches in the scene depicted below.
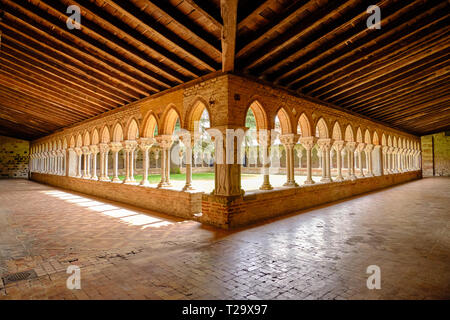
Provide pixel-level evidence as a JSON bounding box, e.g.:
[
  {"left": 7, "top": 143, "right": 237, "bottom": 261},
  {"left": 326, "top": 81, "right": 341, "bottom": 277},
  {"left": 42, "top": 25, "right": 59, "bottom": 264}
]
[{"left": 29, "top": 74, "right": 422, "bottom": 229}]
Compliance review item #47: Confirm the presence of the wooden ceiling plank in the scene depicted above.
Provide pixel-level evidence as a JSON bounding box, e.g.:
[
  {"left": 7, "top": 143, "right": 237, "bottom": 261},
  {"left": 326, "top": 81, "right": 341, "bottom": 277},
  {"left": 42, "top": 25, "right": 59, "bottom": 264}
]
[
  {"left": 39, "top": 0, "right": 181, "bottom": 88},
  {"left": 1, "top": 31, "right": 134, "bottom": 103},
  {"left": 0, "top": 51, "right": 113, "bottom": 112},
  {"left": 104, "top": 0, "right": 218, "bottom": 71},
  {"left": 287, "top": 1, "right": 448, "bottom": 88},
  {"left": 183, "top": 0, "right": 223, "bottom": 31},
  {"left": 0, "top": 7, "right": 147, "bottom": 98},
  {"left": 71, "top": 0, "right": 200, "bottom": 79}
]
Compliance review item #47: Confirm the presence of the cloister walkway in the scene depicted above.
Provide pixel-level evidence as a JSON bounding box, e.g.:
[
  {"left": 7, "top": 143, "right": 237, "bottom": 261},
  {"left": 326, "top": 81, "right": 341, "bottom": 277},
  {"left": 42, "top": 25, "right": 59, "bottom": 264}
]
[{"left": 0, "top": 178, "right": 449, "bottom": 300}]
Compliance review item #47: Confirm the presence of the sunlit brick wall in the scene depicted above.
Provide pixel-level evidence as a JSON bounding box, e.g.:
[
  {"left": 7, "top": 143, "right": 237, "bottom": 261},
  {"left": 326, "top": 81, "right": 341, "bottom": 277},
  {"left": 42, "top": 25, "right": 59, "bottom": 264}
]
[{"left": 421, "top": 132, "right": 450, "bottom": 177}]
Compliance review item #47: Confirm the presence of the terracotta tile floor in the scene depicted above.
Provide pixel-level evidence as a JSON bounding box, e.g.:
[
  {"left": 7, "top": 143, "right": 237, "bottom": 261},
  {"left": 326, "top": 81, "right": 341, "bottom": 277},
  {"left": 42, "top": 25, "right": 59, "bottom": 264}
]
[{"left": 0, "top": 178, "right": 449, "bottom": 300}]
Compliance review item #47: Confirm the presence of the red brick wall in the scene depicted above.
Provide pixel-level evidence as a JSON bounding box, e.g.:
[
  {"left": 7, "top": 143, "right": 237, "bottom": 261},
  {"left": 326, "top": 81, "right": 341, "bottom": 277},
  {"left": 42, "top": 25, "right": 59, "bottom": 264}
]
[{"left": 0, "top": 135, "right": 29, "bottom": 178}]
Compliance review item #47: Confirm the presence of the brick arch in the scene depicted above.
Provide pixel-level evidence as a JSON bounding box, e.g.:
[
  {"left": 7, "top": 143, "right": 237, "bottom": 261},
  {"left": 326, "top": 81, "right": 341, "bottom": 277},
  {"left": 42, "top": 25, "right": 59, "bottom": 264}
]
[
  {"left": 91, "top": 128, "right": 99, "bottom": 145},
  {"left": 63, "top": 137, "right": 68, "bottom": 149},
  {"left": 356, "top": 127, "right": 363, "bottom": 143},
  {"left": 373, "top": 131, "right": 380, "bottom": 145},
  {"left": 245, "top": 99, "right": 269, "bottom": 130},
  {"left": 83, "top": 131, "right": 91, "bottom": 146},
  {"left": 314, "top": 117, "right": 330, "bottom": 138},
  {"left": 364, "top": 129, "right": 372, "bottom": 144},
  {"left": 185, "top": 97, "right": 212, "bottom": 132},
  {"left": 76, "top": 134, "right": 83, "bottom": 147},
  {"left": 393, "top": 136, "right": 398, "bottom": 148},
  {"left": 141, "top": 111, "right": 159, "bottom": 138},
  {"left": 344, "top": 124, "right": 355, "bottom": 142},
  {"left": 100, "top": 125, "right": 111, "bottom": 143},
  {"left": 125, "top": 117, "right": 140, "bottom": 140},
  {"left": 332, "top": 120, "right": 343, "bottom": 140},
  {"left": 112, "top": 122, "right": 124, "bottom": 142},
  {"left": 161, "top": 105, "right": 181, "bottom": 134},
  {"left": 275, "top": 106, "right": 293, "bottom": 134},
  {"left": 297, "top": 112, "right": 312, "bottom": 137}
]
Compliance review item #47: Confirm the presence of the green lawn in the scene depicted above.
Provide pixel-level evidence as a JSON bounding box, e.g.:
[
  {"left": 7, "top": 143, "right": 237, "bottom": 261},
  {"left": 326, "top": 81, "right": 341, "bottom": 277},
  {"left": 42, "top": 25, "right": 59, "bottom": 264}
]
[{"left": 109, "top": 172, "right": 257, "bottom": 182}]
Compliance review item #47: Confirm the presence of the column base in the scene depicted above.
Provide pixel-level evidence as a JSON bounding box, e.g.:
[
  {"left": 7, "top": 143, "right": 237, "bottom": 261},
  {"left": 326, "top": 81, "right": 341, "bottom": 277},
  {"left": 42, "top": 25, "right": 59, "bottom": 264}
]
[
  {"left": 91, "top": 175, "right": 98, "bottom": 180},
  {"left": 157, "top": 181, "right": 172, "bottom": 188},
  {"left": 357, "top": 173, "right": 365, "bottom": 178},
  {"left": 112, "top": 177, "right": 121, "bottom": 183},
  {"left": 140, "top": 180, "right": 150, "bottom": 187},
  {"left": 334, "top": 176, "right": 344, "bottom": 182},
  {"left": 365, "top": 173, "right": 374, "bottom": 177},
  {"left": 320, "top": 177, "right": 332, "bottom": 183},
  {"left": 182, "top": 184, "right": 195, "bottom": 191},
  {"left": 99, "top": 176, "right": 111, "bottom": 182},
  {"left": 304, "top": 179, "right": 315, "bottom": 185},
  {"left": 347, "top": 175, "right": 357, "bottom": 180},
  {"left": 259, "top": 183, "right": 273, "bottom": 191},
  {"left": 283, "top": 181, "right": 299, "bottom": 187}
]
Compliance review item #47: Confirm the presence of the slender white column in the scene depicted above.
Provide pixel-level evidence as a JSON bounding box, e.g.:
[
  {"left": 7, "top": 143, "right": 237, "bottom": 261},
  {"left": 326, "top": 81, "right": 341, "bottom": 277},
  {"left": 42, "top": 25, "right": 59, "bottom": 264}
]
[
  {"left": 299, "top": 137, "right": 316, "bottom": 185},
  {"left": 333, "top": 141, "right": 345, "bottom": 182},
  {"left": 280, "top": 134, "right": 299, "bottom": 187}
]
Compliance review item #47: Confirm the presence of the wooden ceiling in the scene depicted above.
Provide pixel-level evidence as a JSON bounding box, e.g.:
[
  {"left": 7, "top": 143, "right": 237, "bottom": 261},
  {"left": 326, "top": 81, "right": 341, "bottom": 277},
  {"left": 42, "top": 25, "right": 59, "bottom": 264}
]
[{"left": 0, "top": 0, "right": 449, "bottom": 140}]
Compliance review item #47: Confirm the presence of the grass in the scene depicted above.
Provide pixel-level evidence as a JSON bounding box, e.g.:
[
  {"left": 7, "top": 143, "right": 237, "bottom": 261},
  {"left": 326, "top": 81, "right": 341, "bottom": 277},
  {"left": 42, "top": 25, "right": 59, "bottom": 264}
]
[{"left": 109, "top": 172, "right": 257, "bottom": 182}]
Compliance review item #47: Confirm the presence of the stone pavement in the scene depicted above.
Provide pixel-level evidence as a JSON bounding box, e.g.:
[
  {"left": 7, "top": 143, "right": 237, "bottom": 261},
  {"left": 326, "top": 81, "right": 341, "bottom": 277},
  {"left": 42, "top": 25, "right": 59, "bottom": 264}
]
[{"left": 0, "top": 178, "right": 449, "bottom": 300}]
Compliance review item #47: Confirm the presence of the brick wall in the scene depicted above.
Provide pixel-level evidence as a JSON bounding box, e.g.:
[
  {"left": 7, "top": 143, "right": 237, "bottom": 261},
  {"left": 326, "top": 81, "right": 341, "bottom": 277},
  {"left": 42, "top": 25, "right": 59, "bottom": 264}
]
[
  {"left": 0, "top": 135, "right": 29, "bottom": 179},
  {"left": 201, "top": 171, "right": 422, "bottom": 229},
  {"left": 421, "top": 132, "right": 450, "bottom": 177}
]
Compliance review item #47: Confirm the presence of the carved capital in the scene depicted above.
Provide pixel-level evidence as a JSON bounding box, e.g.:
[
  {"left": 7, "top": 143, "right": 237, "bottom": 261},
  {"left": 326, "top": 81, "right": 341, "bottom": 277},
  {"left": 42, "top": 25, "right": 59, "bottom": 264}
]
[
  {"left": 345, "top": 141, "right": 357, "bottom": 152},
  {"left": 332, "top": 140, "right": 345, "bottom": 152},
  {"left": 317, "top": 138, "right": 333, "bottom": 151},
  {"left": 156, "top": 135, "right": 174, "bottom": 150},
  {"left": 299, "top": 136, "right": 317, "bottom": 150},
  {"left": 109, "top": 142, "right": 123, "bottom": 153},
  {"left": 122, "top": 140, "right": 138, "bottom": 152},
  {"left": 364, "top": 143, "right": 374, "bottom": 152},
  {"left": 89, "top": 145, "right": 99, "bottom": 154},
  {"left": 99, "top": 143, "right": 110, "bottom": 153}
]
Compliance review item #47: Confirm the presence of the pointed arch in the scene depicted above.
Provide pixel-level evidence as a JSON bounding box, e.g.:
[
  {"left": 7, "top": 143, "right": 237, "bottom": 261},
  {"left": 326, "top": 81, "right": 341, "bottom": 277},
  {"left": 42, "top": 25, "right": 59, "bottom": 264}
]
[
  {"left": 332, "top": 121, "right": 342, "bottom": 140},
  {"left": 315, "top": 117, "right": 329, "bottom": 138},
  {"left": 186, "top": 98, "right": 213, "bottom": 132},
  {"left": 344, "top": 124, "right": 354, "bottom": 142},
  {"left": 393, "top": 136, "right": 398, "bottom": 148},
  {"left": 112, "top": 123, "right": 124, "bottom": 142},
  {"left": 83, "top": 131, "right": 91, "bottom": 146},
  {"left": 246, "top": 100, "right": 268, "bottom": 130},
  {"left": 381, "top": 133, "right": 386, "bottom": 146},
  {"left": 69, "top": 135, "right": 76, "bottom": 148},
  {"left": 126, "top": 117, "right": 140, "bottom": 140},
  {"left": 364, "top": 129, "right": 371, "bottom": 144},
  {"left": 297, "top": 113, "right": 312, "bottom": 137},
  {"left": 57, "top": 139, "right": 62, "bottom": 150},
  {"left": 356, "top": 127, "right": 363, "bottom": 143},
  {"left": 275, "top": 107, "right": 292, "bottom": 134},
  {"left": 373, "top": 131, "right": 380, "bottom": 145},
  {"left": 141, "top": 112, "right": 159, "bottom": 138},
  {"left": 63, "top": 137, "right": 68, "bottom": 149},
  {"left": 161, "top": 106, "right": 181, "bottom": 134},
  {"left": 91, "top": 128, "right": 99, "bottom": 145},
  {"left": 76, "top": 134, "right": 83, "bottom": 147},
  {"left": 100, "top": 125, "right": 111, "bottom": 143}
]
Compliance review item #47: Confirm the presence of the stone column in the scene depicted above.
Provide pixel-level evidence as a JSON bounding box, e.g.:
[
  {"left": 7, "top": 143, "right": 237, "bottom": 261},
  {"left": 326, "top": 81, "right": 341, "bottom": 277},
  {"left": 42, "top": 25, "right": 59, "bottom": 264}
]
[
  {"left": 74, "top": 147, "right": 83, "bottom": 178},
  {"left": 346, "top": 142, "right": 357, "bottom": 180},
  {"left": 156, "top": 135, "right": 174, "bottom": 188},
  {"left": 179, "top": 135, "right": 195, "bottom": 191},
  {"left": 392, "top": 147, "right": 398, "bottom": 173},
  {"left": 333, "top": 140, "right": 345, "bottom": 182},
  {"left": 258, "top": 132, "right": 273, "bottom": 190},
  {"left": 356, "top": 143, "right": 365, "bottom": 178},
  {"left": 98, "top": 143, "right": 110, "bottom": 181},
  {"left": 365, "top": 144, "right": 374, "bottom": 177},
  {"left": 317, "top": 138, "right": 333, "bottom": 183},
  {"left": 299, "top": 137, "right": 316, "bottom": 185},
  {"left": 81, "top": 146, "right": 90, "bottom": 179},
  {"left": 138, "top": 138, "right": 155, "bottom": 187},
  {"left": 122, "top": 140, "right": 137, "bottom": 184},
  {"left": 109, "top": 142, "right": 122, "bottom": 182},
  {"left": 280, "top": 134, "right": 299, "bottom": 187},
  {"left": 89, "top": 145, "right": 99, "bottom": 180}
]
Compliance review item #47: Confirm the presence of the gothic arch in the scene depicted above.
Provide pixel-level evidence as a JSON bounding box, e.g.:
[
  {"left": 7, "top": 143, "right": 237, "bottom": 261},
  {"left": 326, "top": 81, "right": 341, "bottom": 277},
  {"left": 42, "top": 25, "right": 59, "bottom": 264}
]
[
  {"left": 91, "top": 128, "right": 99, "bottom": 145},
  {"left": 356, "top": 127, "right": 363, "bottom": 143},
  {"left": 161, "top": 105, "right": 181, "bottom": 134},
  {"left": 373, "top": 131, "right": 380, "bottom": 145},
  {"left": 344, "top": 124, "right": 354, "bottom": 142},
  {"left": 100, "top": 125, "right": 111, "bottom": 143},
  {"left": 332, "top": 121, "right": 343, "bottom": 140},
  {"left": 186, "top": 98, "right": 213, "bottom": 132},
  {"left": 76, "top": 134, "right": 83, "bottom": 147},
  {"left": 125, "top": 117, "right": 140, "bottom": 140},
  {"left": 315, "top": 117, "right": 329, "bottom": 138},
  {"left": 245, "top": 100, "right": 269, "bottom": 130},
  {"left": 83, "top": 131, "right": 91, "bottom": 146},
  {"left": 275, "top": 107, "right": 293, "bottom": 134},
  {"left": 112, "top": 122, "right": 124, "bottom": 142},
  {"left": 141, "top": 112, "right": 159, "bottom": 138},
  {"left": 364, "top": 129, "right": 372, "bottom": 144},
  {"left": 297, "top": 113, "right": 312, "bottom": 137}
]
